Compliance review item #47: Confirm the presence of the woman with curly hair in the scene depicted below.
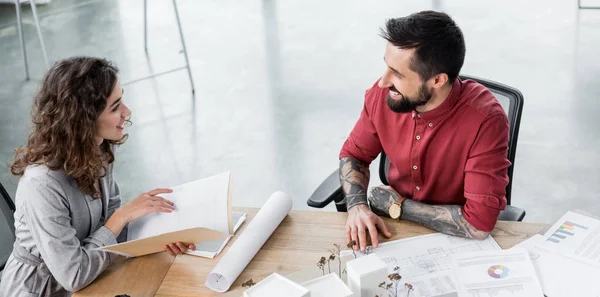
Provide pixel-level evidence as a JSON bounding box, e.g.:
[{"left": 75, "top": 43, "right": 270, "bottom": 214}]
[{"left": 0, "top": 57, "right": 194, "bottom": 297}]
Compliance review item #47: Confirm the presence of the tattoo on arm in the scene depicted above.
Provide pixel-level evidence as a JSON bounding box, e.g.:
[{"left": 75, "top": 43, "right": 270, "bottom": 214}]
[
  {"left": 367, "top": 186, "right": 397, "bottom": 217},
  {"left": 367, "top": 186, "right": 490, "bottom": 239},
  {"left": 401, "top": 200, "right": 489, "bottom": 239},
  {"left": 339, "top": 157, "right": 370, "bottom": 209}
]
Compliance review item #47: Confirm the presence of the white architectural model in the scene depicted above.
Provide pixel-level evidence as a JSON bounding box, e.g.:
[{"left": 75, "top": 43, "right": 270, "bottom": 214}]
[
  {"left": 243, "top": 273, "right": 310, "bottom": 297},
  {"left": 302, "top": 273, "right": 353, "bottom": 297},
  {"left": 243, "top": 254, "right": 393, "bottom": 297},
  {"left": 346, "top": 254, "right": 387, "bottom": 297}
]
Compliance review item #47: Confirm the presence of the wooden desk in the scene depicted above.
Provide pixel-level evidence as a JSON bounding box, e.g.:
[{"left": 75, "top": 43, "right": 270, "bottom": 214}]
[{"left": 74, "top": 207, "right": 547, "bottom": 297}]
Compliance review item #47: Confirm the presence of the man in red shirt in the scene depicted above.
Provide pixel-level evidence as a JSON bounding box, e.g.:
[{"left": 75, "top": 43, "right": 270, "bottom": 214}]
[{"left": 341, "top": 10, "right": 511, "bottom": 252}]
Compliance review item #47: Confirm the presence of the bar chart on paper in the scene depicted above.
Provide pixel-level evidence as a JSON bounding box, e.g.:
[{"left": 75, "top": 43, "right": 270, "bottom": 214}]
[
  {"left": 546, "top": 220, "right": 589, "bottom": 243},
  {"left": 540, "top": 211, "right": 600, "bottom": 267}
]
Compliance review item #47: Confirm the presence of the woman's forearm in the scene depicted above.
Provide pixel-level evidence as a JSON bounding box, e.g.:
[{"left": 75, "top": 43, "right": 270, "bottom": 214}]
[{"left": 104, "top": 208, "right": 128, "bottom": 237}]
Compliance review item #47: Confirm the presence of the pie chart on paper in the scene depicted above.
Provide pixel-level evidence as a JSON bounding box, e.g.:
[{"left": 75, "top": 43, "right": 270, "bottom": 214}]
[{"left": 487, "top": 265, "right": 509, "bottom": 279}]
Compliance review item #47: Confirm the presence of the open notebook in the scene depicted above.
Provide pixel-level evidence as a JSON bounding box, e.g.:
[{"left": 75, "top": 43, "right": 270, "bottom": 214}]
[
  {"left": 187, "top": 211, "right": 247, "bottom": 258},
  {"left": 96, "top": 172, "right": 234, "bottom": 257}
]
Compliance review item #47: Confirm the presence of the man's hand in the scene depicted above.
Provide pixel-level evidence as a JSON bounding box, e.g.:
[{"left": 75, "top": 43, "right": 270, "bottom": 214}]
[
  {"left": 339, "top": 157, "right": 392, "bottom": 251},
  {"left": 368, "top": 185, "right": 404, "bottom": 217},
  {"left": 346, "top": 204, "right": 392, "bottom": 252}
]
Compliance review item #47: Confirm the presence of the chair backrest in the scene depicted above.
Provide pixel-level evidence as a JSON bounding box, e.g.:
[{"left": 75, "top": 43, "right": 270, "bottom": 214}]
[
  {"left": 1, "top": 182, "right": 16, "bottom": 271},
  {"left": 379, "top": 75, "right": 524, "bottom": 205}
]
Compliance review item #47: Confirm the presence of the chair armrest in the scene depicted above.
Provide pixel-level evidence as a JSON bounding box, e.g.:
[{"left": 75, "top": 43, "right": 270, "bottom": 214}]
[
  {"left": 307, "top": 169, "right": 345, "bottom": 209},
  {"left": 498, "top": 205, "right": 526, "bottom": 222}
]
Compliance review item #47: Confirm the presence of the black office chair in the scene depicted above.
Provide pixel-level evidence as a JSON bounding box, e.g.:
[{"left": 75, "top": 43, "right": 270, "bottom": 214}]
[
  {"left": 1, "top": 182, "right": 16, "bottom": 273},
  {"left": 307, "top": 75, "right": 526, "bottom": 222}
]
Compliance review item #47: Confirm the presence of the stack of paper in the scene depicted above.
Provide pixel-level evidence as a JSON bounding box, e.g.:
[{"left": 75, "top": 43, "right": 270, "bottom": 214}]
[
  {"left": 512, "top": 234, "right": 600, "bottom": 297},
  {"left": 509, "top": 211, "right": 600, "bottom": 297}
]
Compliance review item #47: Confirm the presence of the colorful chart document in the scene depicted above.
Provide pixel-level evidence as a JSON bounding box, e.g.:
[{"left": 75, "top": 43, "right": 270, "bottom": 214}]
[
  {"left": 540, "top": 211, "right": 600, "bottom": 267},
  {"left": 451, "top": 249, "right": 544, "bottom": 297}
]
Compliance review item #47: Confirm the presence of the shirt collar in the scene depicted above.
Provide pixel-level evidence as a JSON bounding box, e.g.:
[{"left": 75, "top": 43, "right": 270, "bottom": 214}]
[{"left": 416, "top": 78, "right": 463, "bottom": 127}]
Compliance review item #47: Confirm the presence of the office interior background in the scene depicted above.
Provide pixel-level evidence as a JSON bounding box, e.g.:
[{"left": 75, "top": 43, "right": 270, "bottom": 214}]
[{"left": 0, "top": 0, "right": 599, "bottom": 225}]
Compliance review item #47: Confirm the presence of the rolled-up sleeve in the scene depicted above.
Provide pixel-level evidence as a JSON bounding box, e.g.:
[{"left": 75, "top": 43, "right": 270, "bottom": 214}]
[
  {"left": 339, "top": 84, "right": 383, "bottom": 165},
  {"left": 463, "top": 113, "right": 511, "bottom": 232},
  {"left": 21, "top": 175, "right": 117, "bottom": 292}
]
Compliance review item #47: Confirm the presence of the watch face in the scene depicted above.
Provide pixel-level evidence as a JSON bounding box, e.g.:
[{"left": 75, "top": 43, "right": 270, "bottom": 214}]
[{"left": 389, "top": 203, "right": 401, "bottom": 219}]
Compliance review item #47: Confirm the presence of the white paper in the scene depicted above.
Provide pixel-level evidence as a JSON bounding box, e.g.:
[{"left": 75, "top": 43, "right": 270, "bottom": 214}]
[
  {"left": 127, "top": 172, "right": 231, "bottom": 241},
  {"left": 341, "top": 233, "right": 501, "bottom": 297},
  {"left": 451, "top": 249, "right": 544, "bottom": 297},
  {"left": 186, "top": 212, "right": 247, "bottom": 258},
  {"left": 512, "top": 234, "right": 600, "bottom": 297},
  {"left": 540, "top": 211, "right": 600, "bottom": 267},
  {"left": 205, "top": 191, "right": 293, "bottom": 292}
]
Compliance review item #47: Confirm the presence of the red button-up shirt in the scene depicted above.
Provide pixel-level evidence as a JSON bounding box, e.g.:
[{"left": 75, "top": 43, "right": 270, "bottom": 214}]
[{"left": 340, "top": 78, "right": 511, "bottom": 232}]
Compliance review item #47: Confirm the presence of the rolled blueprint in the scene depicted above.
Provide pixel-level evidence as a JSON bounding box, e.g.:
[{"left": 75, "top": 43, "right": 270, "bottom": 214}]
[{"left": 205, "top": 191, "right": 293, "bottom": 292}]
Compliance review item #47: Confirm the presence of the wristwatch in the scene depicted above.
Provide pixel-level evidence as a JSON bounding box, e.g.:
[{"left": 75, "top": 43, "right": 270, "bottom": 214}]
[{"left": 389, "top": 198, "right": 406, "bottom": 220}]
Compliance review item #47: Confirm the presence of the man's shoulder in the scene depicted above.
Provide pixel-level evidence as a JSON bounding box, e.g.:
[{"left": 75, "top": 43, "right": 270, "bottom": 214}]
[
  {"left": 364, "top": 79, "right": 388, "bottom": 108},
  {"left": 458, "top": 79, "right": 507, "bottom": 120}
]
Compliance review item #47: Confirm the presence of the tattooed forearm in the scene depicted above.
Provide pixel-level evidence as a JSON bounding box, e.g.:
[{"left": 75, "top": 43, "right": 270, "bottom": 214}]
[
  {"left": 367, "top": 185, "right": 489, "bottom": 239},
  {"left": 339, "top": 157, "right": 371, "bottom": 209},
  {"left": 401, "top": 200, "right": 489, "bottom": 239}
]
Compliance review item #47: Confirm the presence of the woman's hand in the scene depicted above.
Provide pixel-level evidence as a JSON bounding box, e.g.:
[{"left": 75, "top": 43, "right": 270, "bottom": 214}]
[
  {"left": 105, "top": 188, "right": 174, "bottom": 236},
  {"left": 119, "top": 188, "right": 175, "bottom": 223},
  {"left": 165, "top": 242, "right": 196, "bottom": 257}
]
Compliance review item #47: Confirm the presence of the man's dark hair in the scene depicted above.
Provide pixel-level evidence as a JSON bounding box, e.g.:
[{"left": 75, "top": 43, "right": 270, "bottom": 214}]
[{"left": 380, "top": 10, "right": 466, "bottom": 83}]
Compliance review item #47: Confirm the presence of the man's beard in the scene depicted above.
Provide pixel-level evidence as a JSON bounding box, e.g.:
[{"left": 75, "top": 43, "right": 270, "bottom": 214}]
[{"left": 387, "top": 83, "right": 432, "bottom": 113}]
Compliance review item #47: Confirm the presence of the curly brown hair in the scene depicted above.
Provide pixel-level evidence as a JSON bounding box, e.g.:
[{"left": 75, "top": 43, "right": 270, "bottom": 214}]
[{"left": 11, "top": 56, "right": 129, "bottom": 199}]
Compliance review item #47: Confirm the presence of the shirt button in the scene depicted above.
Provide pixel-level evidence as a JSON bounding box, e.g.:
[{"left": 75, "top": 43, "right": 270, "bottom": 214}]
[
  {"left": 413, "top": 165, "right": 418, "bottom": 170},
  {"left": 429, "top": 123, "right": 433, "bottom": 128},
  {"left": 416, "top": 135, "right": 421, "bottom": 140},
  {"left": 416, "top": 186, "right": 421, "bottom": 191}
]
